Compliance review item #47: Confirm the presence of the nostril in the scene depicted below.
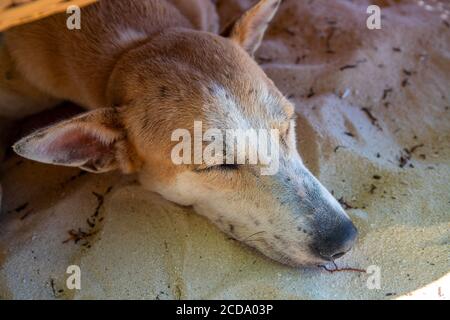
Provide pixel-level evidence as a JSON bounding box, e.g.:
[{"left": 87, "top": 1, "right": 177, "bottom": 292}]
[
  {"left": 331, "top": 252, "right": 347, "bottom": 260},
  {"left": 318, "top": 250, "right": 348, "bottom": 261}
]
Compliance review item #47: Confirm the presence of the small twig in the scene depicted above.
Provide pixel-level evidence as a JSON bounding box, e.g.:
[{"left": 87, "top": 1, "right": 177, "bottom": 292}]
[
  {"left": 398, "top": 143, "right": 424, "bottom": 168},
  {"left": 50, "top": 278, "right": 57, "bottom": 297},
  {"left": 338, "top": 197, "right": 354, "bottom": 210},
  {"left": 361, "top": 107, "right": 382, "bottom": 130},
  {"left": 306, "top": 87, "right": 315, "bottom": 98},
  {"left": 340, "top": 64, "right": 357, "bottom": 71},
  {"left": 319, "top": 261, "right": 366, "bottom": 274},
  {"left": 382, "top": 88, "right": 393, "bottom": 100},
  {"left": 339, "top": 59, "right": 367, "bottom": 71},
  {"left": 62, "top": 228, "right": 97, "bottom": 244},
  {"left": 334, "top": 145, "right": 346, "bottom": 153}
]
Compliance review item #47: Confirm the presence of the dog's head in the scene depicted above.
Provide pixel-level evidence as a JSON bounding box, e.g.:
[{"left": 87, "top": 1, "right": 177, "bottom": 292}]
[{"left": 14, "top": 0, "right": 357, "bottom": 266}]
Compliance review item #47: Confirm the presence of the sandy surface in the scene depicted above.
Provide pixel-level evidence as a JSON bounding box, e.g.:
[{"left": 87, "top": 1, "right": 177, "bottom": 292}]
[{"left": 0, "top": 0, "right": 449, "bottom": 299}]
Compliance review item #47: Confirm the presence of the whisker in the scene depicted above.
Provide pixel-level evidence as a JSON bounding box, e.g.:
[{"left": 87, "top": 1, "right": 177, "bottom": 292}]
[{"left": 242, "top": 231, "right": 266, "bottom": 242}]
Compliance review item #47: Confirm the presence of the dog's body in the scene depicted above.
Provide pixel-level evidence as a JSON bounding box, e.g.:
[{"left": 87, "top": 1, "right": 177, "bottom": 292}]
[
  {"left": 1, "top": 0, "right": 357, "bottom": 266},
  {"left": 1, "top": 0, "right": 218, "bottom": 116}
]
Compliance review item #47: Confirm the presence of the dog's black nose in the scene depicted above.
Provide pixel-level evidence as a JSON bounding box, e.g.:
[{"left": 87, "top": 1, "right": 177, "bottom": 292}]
[{"left": 314, "top": 219, "right": 358, "bottom": 261}]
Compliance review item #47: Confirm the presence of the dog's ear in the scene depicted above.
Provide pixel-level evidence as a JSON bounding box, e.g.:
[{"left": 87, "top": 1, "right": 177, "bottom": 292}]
[
  {"left": 223, "top": 0, "right": 280, "bottom": 56},
  {"left": 13, "top": 108, "right": 139, "bottom": 174}
]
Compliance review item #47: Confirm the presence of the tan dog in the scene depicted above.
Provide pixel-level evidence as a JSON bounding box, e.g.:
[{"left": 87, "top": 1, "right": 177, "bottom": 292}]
[{"left": 1, "top": 0, "right": 357, "bottom": 266}]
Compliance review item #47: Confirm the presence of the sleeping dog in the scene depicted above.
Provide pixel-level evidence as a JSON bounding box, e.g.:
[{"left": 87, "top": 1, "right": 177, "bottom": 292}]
[{"left": 0, "top": 0, "right": 357, "bottom": 266}]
